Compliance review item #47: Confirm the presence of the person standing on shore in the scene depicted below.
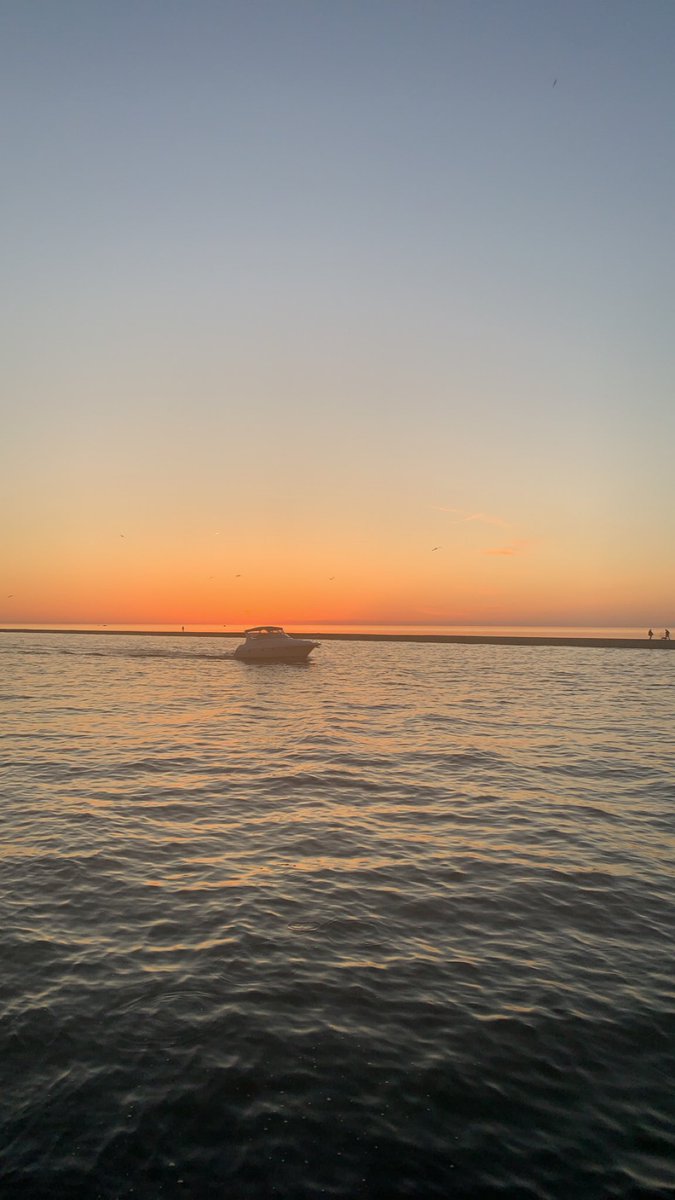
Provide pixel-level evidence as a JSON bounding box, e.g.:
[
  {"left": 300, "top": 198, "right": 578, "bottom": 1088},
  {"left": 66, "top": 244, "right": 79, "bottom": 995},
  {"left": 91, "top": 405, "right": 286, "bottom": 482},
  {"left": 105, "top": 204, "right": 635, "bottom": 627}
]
[
  {"left": 664, "top": 629, "right": 671, "bottom": 640},
  {"left": 648, "top": 629, "right": 654, "bottom": 639}
]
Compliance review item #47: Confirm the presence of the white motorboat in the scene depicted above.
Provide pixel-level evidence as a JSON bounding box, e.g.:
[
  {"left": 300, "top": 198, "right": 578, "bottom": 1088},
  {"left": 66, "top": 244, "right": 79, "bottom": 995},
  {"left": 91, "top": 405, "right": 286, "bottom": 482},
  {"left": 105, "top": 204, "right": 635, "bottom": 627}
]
[{"left": 233, "top": 626, "right": 320, "bottom": 662}]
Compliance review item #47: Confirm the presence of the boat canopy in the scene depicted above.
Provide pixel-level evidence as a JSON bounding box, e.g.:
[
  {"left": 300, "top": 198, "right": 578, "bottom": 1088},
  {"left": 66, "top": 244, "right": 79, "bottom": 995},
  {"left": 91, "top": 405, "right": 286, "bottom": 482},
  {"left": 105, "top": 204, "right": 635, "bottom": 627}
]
[{"left": 243, "top": 626, "right": 286, "bottom": 636}]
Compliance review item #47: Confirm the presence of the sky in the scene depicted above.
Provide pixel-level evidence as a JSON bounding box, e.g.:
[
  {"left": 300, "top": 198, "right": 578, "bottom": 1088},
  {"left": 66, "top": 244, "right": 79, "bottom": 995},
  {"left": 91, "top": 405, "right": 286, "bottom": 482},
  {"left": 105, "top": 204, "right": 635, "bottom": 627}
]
[{"left": 2, "top": 0, "right": 674, "bottom": 627}]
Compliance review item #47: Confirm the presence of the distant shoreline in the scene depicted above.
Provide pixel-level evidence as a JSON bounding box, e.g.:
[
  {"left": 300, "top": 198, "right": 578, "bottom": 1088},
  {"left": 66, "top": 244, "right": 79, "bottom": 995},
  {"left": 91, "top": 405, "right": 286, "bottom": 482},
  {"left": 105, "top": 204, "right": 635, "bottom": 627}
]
[{"left": 1, "top": 628, "right": 673, "bottom": 650}]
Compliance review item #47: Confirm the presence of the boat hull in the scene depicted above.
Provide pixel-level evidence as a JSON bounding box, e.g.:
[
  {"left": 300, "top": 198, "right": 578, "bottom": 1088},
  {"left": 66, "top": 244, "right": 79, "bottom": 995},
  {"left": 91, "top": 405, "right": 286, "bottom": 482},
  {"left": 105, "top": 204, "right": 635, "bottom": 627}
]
[{"left": 234, "top": 637, "right": 318, "bottom": 662}]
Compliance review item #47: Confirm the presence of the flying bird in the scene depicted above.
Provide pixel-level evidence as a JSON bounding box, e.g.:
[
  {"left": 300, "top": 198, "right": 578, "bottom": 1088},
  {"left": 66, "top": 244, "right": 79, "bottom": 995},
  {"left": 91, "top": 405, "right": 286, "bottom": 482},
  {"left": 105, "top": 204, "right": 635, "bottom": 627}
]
[
  {"left": 431, "top": 546, "right": 441, "bottom": 552},
  {"left": 552, "top": 78, "right": 557, "bottom": 87}
]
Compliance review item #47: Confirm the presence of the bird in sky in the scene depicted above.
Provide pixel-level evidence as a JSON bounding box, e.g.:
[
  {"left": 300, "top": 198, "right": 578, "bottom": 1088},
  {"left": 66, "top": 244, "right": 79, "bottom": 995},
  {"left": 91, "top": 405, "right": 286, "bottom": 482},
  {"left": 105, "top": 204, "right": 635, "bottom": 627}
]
[
  {"left": 431, "top": 546, "right": 441, "bottom": 552},
  {"left": 552, "top": 78, "right": 557, "bottom": 87}
]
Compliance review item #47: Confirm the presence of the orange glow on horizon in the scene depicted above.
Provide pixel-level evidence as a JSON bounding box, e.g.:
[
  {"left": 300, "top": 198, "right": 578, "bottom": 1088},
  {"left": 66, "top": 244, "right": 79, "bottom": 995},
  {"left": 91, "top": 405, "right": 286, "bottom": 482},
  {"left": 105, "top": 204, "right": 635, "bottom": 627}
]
[
  {"left": 3, "top": 544, "right": 672, "bottom": 628},
  {"left": 3, "top": 497, "right": 673, "bottom": 628}
]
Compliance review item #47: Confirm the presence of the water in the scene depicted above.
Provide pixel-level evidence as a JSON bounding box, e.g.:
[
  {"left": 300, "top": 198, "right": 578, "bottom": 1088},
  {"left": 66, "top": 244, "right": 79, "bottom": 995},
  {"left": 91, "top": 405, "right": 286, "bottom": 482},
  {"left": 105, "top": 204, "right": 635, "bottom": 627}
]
[{"left": 2, "top": 633, "right": 674, "bottom": 1199}]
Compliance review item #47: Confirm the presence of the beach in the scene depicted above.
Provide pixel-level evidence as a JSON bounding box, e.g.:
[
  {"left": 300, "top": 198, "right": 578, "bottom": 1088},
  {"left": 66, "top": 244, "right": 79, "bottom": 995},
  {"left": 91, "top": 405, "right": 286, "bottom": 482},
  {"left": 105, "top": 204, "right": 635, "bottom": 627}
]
[{"left": 2, "top": 627, "right": 673, "bottom": 649}]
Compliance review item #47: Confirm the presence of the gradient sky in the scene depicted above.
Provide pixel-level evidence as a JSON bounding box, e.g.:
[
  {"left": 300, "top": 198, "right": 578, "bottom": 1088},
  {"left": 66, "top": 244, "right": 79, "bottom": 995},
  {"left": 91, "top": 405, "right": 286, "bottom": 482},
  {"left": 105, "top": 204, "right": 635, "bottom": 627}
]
[{"left": 2, "top": 0, "right": 674, "bottom": 626}]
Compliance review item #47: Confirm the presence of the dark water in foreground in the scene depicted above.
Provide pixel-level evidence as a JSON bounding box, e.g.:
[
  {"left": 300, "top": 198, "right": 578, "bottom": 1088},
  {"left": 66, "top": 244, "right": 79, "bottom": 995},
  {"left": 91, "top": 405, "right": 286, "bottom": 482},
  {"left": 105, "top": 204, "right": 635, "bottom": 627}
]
[{"left": 2, "top": 634, "right": 674, "bottom": 1199}]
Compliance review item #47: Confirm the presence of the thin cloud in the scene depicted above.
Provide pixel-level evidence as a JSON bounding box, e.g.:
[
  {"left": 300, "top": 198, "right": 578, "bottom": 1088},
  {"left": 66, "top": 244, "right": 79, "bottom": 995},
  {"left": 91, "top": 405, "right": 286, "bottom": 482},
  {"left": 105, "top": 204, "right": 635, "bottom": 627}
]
[
  {"left": 466, "top": 512, "right": 511, "bottom": 528},
  {"left": 430, "top": 506, "right": 511, "bottom": 529},
  {"left": 482, "top": 539, "right": 529, "bottom": 557}
]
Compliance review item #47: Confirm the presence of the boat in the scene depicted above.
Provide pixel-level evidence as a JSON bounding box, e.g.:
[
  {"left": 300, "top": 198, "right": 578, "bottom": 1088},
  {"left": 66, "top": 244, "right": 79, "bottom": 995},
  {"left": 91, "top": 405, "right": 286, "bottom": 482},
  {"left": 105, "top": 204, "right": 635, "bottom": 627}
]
[{"left": 233, "top": 626, "right": 320, "bottom": 662}]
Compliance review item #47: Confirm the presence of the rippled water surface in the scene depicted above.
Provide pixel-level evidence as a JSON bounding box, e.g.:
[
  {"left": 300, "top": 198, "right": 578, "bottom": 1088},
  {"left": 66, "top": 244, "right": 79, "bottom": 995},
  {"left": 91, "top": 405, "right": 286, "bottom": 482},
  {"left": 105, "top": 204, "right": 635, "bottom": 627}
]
[{"left": 2, "top": 634, "right": 674, "bottom": 1199}]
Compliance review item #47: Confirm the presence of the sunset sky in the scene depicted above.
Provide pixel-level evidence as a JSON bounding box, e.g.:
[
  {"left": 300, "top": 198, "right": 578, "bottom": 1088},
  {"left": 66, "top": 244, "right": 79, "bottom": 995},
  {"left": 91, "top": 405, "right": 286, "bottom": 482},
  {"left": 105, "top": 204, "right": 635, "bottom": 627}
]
[{"left": 2, "top": 0, "right": 674, "bottom": 627}]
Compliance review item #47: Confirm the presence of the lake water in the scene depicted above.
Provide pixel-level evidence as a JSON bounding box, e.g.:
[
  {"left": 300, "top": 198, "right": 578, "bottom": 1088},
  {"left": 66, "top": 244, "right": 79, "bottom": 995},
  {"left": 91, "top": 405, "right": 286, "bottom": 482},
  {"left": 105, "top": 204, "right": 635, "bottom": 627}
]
[{"left": 2, "top": 633, "right": 674, "bottom": 1199}]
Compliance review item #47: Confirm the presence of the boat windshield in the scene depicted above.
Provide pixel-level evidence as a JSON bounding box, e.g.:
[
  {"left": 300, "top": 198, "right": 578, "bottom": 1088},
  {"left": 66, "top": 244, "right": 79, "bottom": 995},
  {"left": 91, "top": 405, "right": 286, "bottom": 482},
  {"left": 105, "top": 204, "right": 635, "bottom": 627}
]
[{"left": 244, "top": 626, "right": 285, "bottom": 637}]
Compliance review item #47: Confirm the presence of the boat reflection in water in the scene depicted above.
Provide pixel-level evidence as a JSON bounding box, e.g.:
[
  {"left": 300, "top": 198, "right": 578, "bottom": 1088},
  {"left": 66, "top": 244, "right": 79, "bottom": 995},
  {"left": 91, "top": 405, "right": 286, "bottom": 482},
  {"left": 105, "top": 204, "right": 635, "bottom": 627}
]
[{"left": 233, "top": 626, "right": 320, "bottom": 663}]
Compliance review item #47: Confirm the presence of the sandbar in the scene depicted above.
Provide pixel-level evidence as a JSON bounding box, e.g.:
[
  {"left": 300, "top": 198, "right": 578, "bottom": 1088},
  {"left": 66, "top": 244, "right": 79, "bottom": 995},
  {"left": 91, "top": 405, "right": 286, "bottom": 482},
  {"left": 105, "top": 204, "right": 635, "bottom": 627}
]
[{"left": 1, "top": 628, "right": 673, "bottom": 650}]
